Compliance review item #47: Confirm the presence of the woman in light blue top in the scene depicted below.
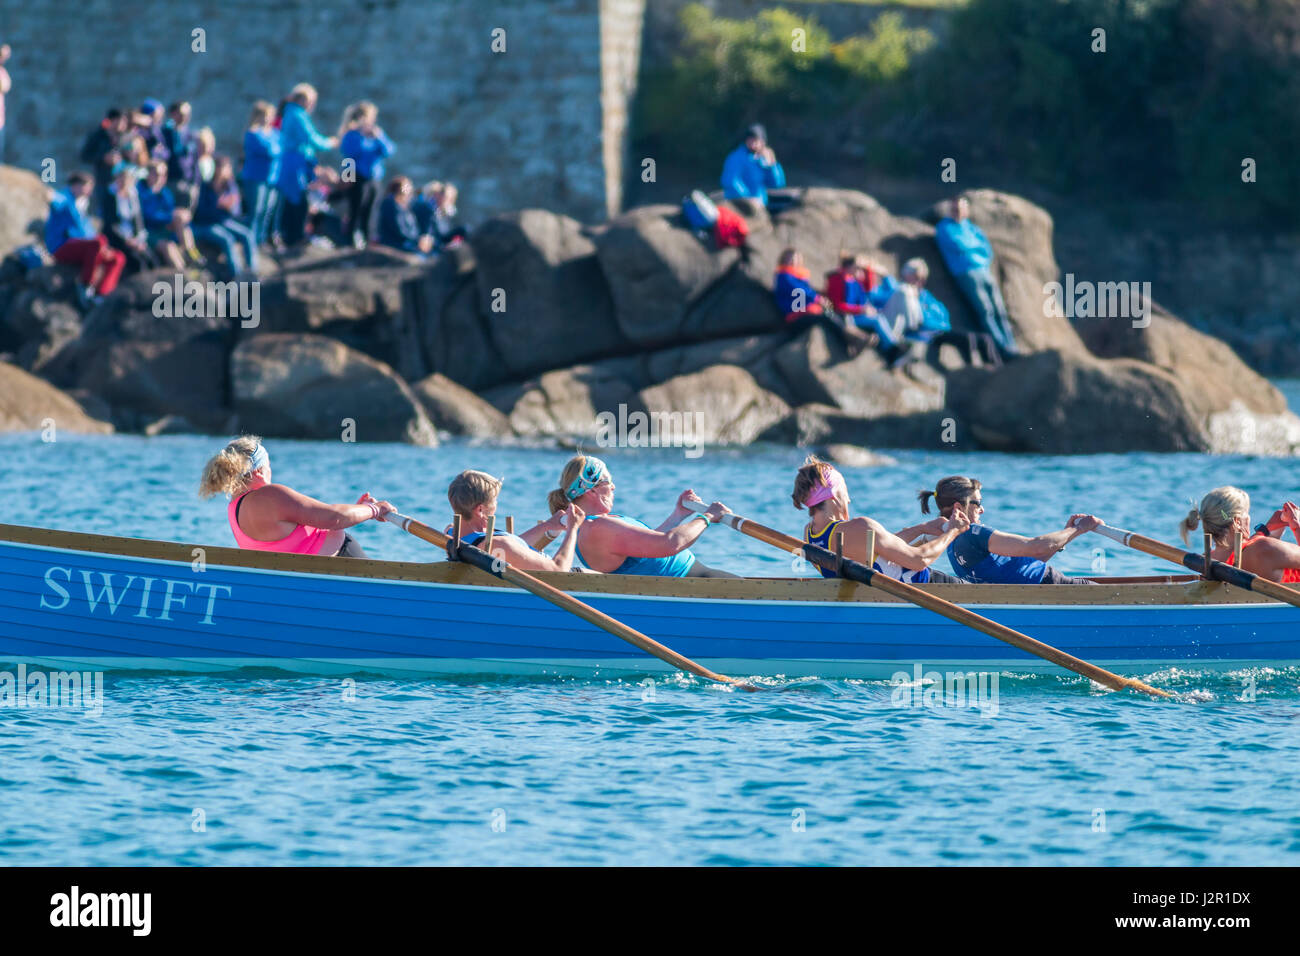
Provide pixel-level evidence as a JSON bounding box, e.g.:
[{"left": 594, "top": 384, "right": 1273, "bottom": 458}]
[{"left": 544, "top": 456, "right": 736, "bottom": 577}]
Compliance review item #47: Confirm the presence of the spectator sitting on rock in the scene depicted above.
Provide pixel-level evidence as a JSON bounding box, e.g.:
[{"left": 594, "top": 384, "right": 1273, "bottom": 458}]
[
  {"left": 103, "top": 161, "right": 161, "bottom": 274},
  {"left": 195, "top": 127, "right": 217, "bottom": 183},
  {"left": 774, "top": 248, "right": 871, "bottom": 355},
  {"left": 44, "top": 171, "right": 126, "bottom": 306},
  {"left": 338, "top": 101, "right": 393, "bottom": 248},
  {"left": 418, "top": 181, "right": 469, "bottom": 250},
  {"left": 721, "top": 123, "right": 785, "bottom": 209},
  {"left": 935, "top": 195, "right": 1020, "bottom": 359},
  {"left": 376, "top": 175, "right": 432, "bottom": 255},
  {"left": 139, "top": 159, "right": 190, "bottom": 271},
  {"left": 240, "top": 100, "right": 281, "bottom": 247},
  {"left": 79, "top": 107, "right": 128, "bottom": 217},
  {"left": 192, "top": 155, "right": 258, "bottom": 279},
  {"left": 885, "top": 258, "right": 1002, "bottom": 369},
  {"left": 163, "top": 101, "right": 199, "bottom": 207},
  {"left": 277, "top": 82, "right": 338, "bottom": 247}
]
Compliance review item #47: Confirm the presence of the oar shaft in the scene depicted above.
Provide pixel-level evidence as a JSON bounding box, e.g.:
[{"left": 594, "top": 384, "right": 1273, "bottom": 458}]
[
  {"left": 1092, "top": 522, "right": 1300, "bottom": 608},
  {"left": 385, "top": 513, "right": 742, "bottom": 686},
  {"left": 691, "top": 503, "right": 1170, "bottom": 698}
]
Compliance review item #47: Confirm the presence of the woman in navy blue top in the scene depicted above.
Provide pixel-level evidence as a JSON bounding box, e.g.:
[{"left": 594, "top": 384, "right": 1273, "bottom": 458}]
[
  {"left": 919, "top": 475, "right": 1101, "bottom": 584},
  {"left": 338, "top": 101, "right": 394, "bottom": 247}
]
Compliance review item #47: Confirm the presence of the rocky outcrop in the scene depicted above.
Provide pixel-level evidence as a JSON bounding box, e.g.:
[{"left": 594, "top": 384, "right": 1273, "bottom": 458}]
[
  {"left": 0, "top": 167, "right": 50, "bottom": 262},
  {"left": 0, "top": 360, "right": 112, "bottom": 434},
  {"left": 231, "top": 333, "right": 437, "bottom": 445},
  {"left": 2, "top": 182, "right": 1293, "bottom": 454}
]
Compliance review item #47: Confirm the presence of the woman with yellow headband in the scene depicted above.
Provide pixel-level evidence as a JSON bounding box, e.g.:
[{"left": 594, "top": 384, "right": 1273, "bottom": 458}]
[
  {"left": 199, "top": 436, "right": 394, "bottom": 557},
  {"left": 920, "top": 475, "right": 1100, "bottom": 584},
  {"left": 544, "top": 455, "right": 737, "bottom": 577},
  {"left": 791, "top": 456, "right": 968, "bottom": 583}
]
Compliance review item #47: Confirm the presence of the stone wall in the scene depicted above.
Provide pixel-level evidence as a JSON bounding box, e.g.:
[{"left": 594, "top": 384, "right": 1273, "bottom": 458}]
[{"left": 0, "top": 0, "right": 645, "bottom": 223}]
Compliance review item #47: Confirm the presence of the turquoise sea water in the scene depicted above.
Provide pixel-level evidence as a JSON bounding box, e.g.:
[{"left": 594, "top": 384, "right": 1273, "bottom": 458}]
[{"left": 2, "top": 399, "right": 1300, "bottom": 865}]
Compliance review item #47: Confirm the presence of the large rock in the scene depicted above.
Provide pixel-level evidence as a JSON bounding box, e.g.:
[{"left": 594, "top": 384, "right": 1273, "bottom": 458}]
[
  {"left": 593, "top": 203, "right": 749, "bottom": 346},
  {"left": 485, "top": 358, "right": 643, "bottom": 439},
  {"left": 946, "top": 349, "right": 1216, "bottom": 453},
  {"left": 39, "top": 270, "right": 236, "bottom": 433},
  {"left": 0, "top": 266, "right": 83, "bottom": 372},
  {"left": 412, "top": 373, "right": 514, "bottom": 439},
  {"left": 637, "top": 364, "right": 791, "bottom": 446},
  {"left": 763, "top": 325, "right": 945, "bottom": 418},
  {"left": 471, "top": 210, "right": 628, "bottom": 378},
  {"left": 0, "top": 361, "right": 112, "bottom": 434},
  {"left": 0, "top": 166, "right": 51, "bottom": 261},
  {"left": 231, "top": 333, "right": 437, "bottom": 445}
]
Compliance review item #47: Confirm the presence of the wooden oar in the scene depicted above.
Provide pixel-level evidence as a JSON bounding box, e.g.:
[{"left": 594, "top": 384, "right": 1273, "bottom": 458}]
[
  {"left": 687, "top": 501, "right": 1171, "bottom": 698},
  {"left": 382, "top": 511, "right": 754, "bottom": 689},
  {"left": 1086, "top": 520, "right": 1300, "bottom": 609}
]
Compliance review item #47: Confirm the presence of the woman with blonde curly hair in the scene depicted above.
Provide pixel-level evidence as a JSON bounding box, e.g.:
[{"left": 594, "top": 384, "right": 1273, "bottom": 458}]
[
  {"left": 1181, "top": 486, "right": 1300, "bottom": 583},
  {"left": 199, "top": 436, "right": 394, "bottom": 558}
]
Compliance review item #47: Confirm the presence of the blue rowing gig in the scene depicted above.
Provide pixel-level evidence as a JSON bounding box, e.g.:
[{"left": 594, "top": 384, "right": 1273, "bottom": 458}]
[{"left": 2, "top": 523, "right": 1298, "bottom": 679}]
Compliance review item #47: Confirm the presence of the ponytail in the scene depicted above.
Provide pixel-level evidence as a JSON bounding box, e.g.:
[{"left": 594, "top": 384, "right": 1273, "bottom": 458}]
[
  {"left": 1178, "top": 508, "right": 1201, "bottom": 545},
  {"left": 546, "top": 487, "right": 569, "bottom": 515},
  {"left": 917, "top": 489, "right": 936, "bottom": 514}
]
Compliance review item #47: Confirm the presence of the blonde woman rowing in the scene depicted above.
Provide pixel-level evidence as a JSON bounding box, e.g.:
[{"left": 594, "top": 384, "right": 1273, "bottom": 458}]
[
  {"left": 545, "top": 455, "right": 736, "bottom": 577},
  {"left": 1181, "top": 486, "right": 1300, "bottom": 583},
  {"left": 199, "top": 435, "right": 394, "bottom": 558}
]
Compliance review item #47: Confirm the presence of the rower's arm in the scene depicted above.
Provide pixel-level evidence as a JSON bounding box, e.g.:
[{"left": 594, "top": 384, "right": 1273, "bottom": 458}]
[
  {"left": 596, "top": 514, "right": 709, "bottom": 561},
  {"left": 990, "top": 522, "right": 1092, "bottom": 561},
  {"left": 854, "top": 517, "right": 963, "bottom": 572},
  {"left": 1242, "top": 536, "right": 1300, "bottom": 584},
  {"left": 258, "top": 484, "right": 378, "bottom": 531},
  {"left": 490, "top": 531, "right": 579, "bottom": 574}
]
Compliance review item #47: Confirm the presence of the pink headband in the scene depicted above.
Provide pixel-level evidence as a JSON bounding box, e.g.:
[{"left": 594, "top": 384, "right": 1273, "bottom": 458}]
[{"left": 804, "top": 466, "right": 847, "bottom": 508}]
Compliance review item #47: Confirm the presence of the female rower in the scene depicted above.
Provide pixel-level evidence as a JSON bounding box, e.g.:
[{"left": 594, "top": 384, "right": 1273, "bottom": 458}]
[
  {"left": 199, "top": 435, "right": 394, "bottom": 557},
  {"left": 544, "top": 455, "right": 736, "bottom": 577},
  {"left": 792, "top": 457, "right": 968, "bottom": 583},
  {"left": 446, "top": 470, "right": 584, "bottom": 573},
  {"left": 920, "top": 475, "right": 1100, "bottom": 584},
  {"left": 1181, "top": 486, "right": 1300, "bottom": 583}
]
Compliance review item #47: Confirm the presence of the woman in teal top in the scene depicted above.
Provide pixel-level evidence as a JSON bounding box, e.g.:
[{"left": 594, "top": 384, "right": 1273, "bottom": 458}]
[{"left": 544, "top": 455, "right": 737, "bottom": 577}]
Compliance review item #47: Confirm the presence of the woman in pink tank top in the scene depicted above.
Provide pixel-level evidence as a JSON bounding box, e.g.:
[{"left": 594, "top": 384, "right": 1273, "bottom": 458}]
[{"left": 199, "top": 435, "right": 395, "bottom": 557}]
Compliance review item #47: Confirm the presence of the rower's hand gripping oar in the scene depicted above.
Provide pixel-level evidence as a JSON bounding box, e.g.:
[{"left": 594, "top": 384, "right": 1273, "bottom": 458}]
[
  {"left": 688, "top": 501, "right": 1171, "bottom": 698},
  {"left": 1082, "top": 519, "right": 1300, "bottom": 609},
  {"left": 382, "top": 511, "right": 757, "bottom": 690}
]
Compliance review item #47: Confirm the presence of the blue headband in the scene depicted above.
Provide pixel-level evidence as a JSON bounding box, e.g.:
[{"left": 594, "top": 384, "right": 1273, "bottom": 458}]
[
  {"left": 565, "top": 457, "right": 610, "bottom": 500},
  {"left": 244, "top": 443, "right": 269, "bottom": 476}
]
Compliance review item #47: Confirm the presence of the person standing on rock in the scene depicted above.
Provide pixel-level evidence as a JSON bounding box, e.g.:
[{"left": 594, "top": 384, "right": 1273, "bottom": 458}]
[
  {"left": 338, "top": 101, "right": 393, "bottom": 247},
  {"left": 546, "top": 456, "right": 737, "bottom": 577},
  {"left": 200, "top": 436, "right": 394, "bottom": 558},
  {"left": 44, "top": 172, "right": 127, "bottom": 306},
  {"left": 934, "top": 196, "right": 1020, "bottom": 360},
  {"left": 793, "top": 456, "right": 968, "bottom": 584},
  {"left": 721, "top": 123, "right": 785, "bottom": 209},
  {"left": 277, "top": 83, "right": 338, "bottom": 247},
  {"left": 240, "top": 101, "right": 281, "bottom": 247},
  {"left": 919, "top": 475, "right": 1100, "bottom": 584}
]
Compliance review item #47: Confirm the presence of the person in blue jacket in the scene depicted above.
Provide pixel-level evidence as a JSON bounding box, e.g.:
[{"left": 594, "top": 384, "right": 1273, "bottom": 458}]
[
  {"left": 721, "top": 124, "right": 785, "bottom": 207},
  {"left": 375, "top": 176, "right": 432, "bottom": 256},
  {"left": 277, "top": 83, "right": 337, "bottom": 246},
  {"left": 338, "top": 101, "right": 394, "bottom": 247},
  {"left": 240, "top": 100, "right": 281, "bottom": 246},
  {"left": 193, "top": 155, "right": 258, "bottom": 278},
  {"left": 934, "top": 196, "right": 1020, "bottom": 359},
  {"left": 920, "top": 474, "right": 1101, "bottom": 584}
]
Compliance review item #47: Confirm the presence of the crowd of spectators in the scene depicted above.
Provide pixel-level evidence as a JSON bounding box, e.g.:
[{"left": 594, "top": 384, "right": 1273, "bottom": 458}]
[{"left": 35, "top": 80, "right": 467, "bottom": 305}]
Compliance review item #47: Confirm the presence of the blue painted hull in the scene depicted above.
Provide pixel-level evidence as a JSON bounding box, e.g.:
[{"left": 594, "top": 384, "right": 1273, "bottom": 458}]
[{"left": 2, "top": 530, "right": 1299, "bottom": 679}]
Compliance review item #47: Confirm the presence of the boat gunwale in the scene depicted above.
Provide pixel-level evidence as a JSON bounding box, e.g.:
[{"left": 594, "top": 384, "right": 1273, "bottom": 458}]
[{"left": 0, "top": 522, "right": 1280, "bottom": 608}]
